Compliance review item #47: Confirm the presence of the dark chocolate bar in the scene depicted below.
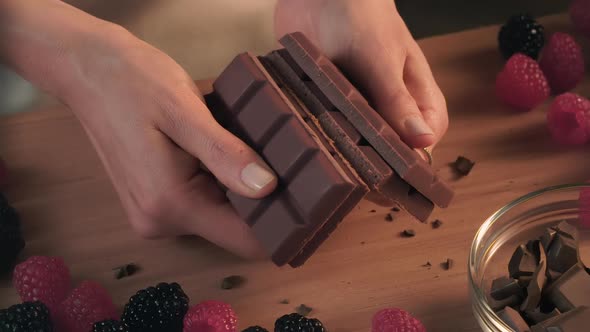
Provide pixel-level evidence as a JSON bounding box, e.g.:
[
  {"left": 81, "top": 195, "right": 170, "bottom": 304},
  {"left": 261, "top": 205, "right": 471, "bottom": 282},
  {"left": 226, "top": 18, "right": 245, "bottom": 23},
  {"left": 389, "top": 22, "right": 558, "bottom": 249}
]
[
  {"left": 206, "top": 33, "right": 454, "bottom": 267},
  {"left": 279, "top": 32, "right": 454, "bottom": 208}
]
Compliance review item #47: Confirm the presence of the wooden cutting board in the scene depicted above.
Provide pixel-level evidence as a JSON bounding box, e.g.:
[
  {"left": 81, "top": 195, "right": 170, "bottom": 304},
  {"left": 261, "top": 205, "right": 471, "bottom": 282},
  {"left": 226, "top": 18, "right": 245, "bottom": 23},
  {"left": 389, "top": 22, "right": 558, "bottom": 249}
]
[{"left": 0, "top": 13, "right": 588, "bottom": 332}]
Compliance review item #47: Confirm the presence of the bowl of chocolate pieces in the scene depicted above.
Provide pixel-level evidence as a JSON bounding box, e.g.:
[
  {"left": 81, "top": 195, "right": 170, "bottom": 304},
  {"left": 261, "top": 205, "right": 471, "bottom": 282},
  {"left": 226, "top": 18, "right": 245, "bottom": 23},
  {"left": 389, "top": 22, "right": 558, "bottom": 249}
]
[{"left": 469, "top": 184, "right": 590, "bottom": 332}]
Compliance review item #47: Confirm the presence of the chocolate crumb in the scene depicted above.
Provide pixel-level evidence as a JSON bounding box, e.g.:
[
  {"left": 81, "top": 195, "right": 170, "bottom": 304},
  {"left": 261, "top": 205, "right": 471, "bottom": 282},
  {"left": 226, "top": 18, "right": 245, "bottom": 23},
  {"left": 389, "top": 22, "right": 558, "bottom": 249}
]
[
  {"left": 391, "top": 207, "right": 400, "bottom": 212},
  {"left": 452, "top": 156, "right": 475, "bottom": 176},
  {"left": 431, "top": 219, "right": 443, "bottom": 229},
  {"left": 385, "top": 213, "right": 394, "bottom": 222},
  {"left": 360, "top": 241, "right": 366, "bottom": 245},
  {"left": 401, "top": 229, "right": 416, "bottom": 238},
  {"left": 221, "top": 275, "right": 247, "bottom": 290},
  {"left": 113, "top": 263, "right": 139, "bottom": 280},
  {"left": 280, "top": 299, "right": 290, "bottom": 304},
  {"left": 422, "top": 262, "right": 432, "bottom": 268},
  {"left": 441, "top": 258, "right": 454, "bottom": 270},
  {"left": 370, "top": 209, "right": 376, "bottom": 213},
  {"left": 295, "top": 304, "right": 313, "bottom": 316}
]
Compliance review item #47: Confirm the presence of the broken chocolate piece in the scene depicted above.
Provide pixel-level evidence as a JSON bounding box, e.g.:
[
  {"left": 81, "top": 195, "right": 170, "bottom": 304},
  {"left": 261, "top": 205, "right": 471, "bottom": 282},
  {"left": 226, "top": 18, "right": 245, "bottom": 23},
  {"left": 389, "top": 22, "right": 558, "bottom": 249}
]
[
  {"left": 490, "top": 294, "right": 523, "bottom": 311},
  {"left": 546, "top": 234, "right": 579, "bottom": 273},
  {"left": 431, "top": 219, "right": 443, "bottom": 229},
  {"left": 509, "top": 244, "right": 538, "bottom": 279},
  {"left": 280, "top": 299, "right": 290, "bottom": 304},
  {"left": 221, "top": 275, "right": 247, "bottom": 290},
  {"left": 370, "top": 209, "right": 376, "bottom": 213},
  {"left": 385, "top": 213, "right": 394, "bottom": 222},
  {"left": 551, "top": 221, "right": 579, "bottom": 241},
  {"left": 540, "top": 228, "right": 558, "bottom": 252},
  {"left": 520, "top": 242, "right": 547, "bottom": 312},
  {"left": 401, "top": 229, "right": 416, "bottom": 238},
  {"left": 452, "top": 156, "right": 475, "bottom": 176},
  {"left": 497, "top": 307, "right": 531, "bottom": 332},
  {"left": 546, "top": 264, "right": 590, "bottom": 312},
  {"left": 491, "top": 276, "right": 524, "bottom": 301},
  {"left": 422, "top": 262, "right": 432, "bottom": 268},
  {"left": 530, "top": 306, "right": 590, "bottom": 331},
  {"left": 391, "top": 207, "right": 401, "bottom": 212},
  {"left": 546, "top": 269, "right": 563, "bottom": 282},
  {"left": 524, "top": 308, "right": 561, "bottom": 325},
  {"left": 113, "top": 263, "right": 139, "bottom": 280},
  {"left": 441, "top": 258, "right": 454, "bottom": 271},
  {"left": 295, "top": 304, "right": 313, "bottom": 316}
]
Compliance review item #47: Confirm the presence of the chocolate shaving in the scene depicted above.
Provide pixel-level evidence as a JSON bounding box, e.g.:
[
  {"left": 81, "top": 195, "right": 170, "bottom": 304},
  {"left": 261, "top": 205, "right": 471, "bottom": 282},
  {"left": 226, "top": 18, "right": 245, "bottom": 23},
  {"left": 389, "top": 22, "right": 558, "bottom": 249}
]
[
  {"left": 295, "top": 304, "right": 313, "bottom": 316},
  {"left": 452, "top": 156, "right": 475, "bottom": 176},
  {"left": 385, "top": 213, "right": 394, "bottom": 222},
  {"left": 221, "top": 275, "right": 247, "bottom": 290},
  {"left": 441, "top": 258, "right": 454, "bottom": 270},
  {"left": 431, "top": 219, "right": 443, "bottom": 229},
  {"left": 113, "top": 263, "right": 140, "bottom": 280},
  {"left": 400, "top": 229, "right": 416, "bottom": 238}
]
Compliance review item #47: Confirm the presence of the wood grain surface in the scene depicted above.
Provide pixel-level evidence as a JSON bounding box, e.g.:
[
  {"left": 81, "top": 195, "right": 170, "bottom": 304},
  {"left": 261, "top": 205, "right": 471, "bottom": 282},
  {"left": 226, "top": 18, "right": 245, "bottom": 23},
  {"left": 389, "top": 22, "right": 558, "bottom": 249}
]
[{"left": 1, "top": 14, "right": 589, "bottom": 332}]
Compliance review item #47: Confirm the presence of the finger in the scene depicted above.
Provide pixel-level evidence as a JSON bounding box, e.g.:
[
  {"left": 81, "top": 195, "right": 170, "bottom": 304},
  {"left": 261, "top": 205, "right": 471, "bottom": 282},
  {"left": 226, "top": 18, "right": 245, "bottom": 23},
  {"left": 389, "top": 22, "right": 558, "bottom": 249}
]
[
  {"left": 342, "top": 39, "right": 436, "bottom": 148},
  {"left": 403, "top": 45, "right": 449, "bottom": 145},
  {"left": 158, "top": 90, "right": 278, "bottom": 199},
  {"left": 174, "top": 171, "right": 267, "bottom": 259}
]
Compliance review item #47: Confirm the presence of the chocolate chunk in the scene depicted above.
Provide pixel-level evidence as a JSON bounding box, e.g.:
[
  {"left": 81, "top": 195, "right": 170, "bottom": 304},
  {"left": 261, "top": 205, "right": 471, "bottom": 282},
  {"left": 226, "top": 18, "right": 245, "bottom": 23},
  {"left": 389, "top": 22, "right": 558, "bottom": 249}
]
[
  {"left": 546, "top": 269, "right": 563, "bottom": 282},
  {"left": 431, "top": 219, "right": 443, "bottom": 229},
  {"left": 520, "top": 242, "right": 547, "bottom": 312},
  {"left": 295, "top": 304, "right": 313, "bottom": 316},
  {"left": 370, "top": 209, "right": 376, "bottom": 213},
  {"left": 490, "top": 294, "right": 523, "bottom": 311},
  {"left": 221, "top": 275, "right": 247, "bottom": 290},
  {"left": 546, "top": 264, "right": 590, "bottom": 312},
  {"left": 530, "top": 306, "right": 590, "bottom": 331},
  {"left": 401, "top": 229, "right": 416, "bottom": 238},
  {"left": 540, "top": 228, "right": 558, "bottom": 252},
  {"left": 546, "top": 234, "right": 579, "bottom": 273},
  {"left": 385, "top": 213, "right": 394, "bottom": 222},
  {"left": 280, "top": 299, "right": 290, "bottom": 304},
  {"left": 441, "top": 258, "right": 454, "bottom": 271},
  {"left": 113, "top": 263, "right": 140, "bottom": 280},
  {"left": 524, "top": 308, "right": 561, "bottom": 325},
  {"left": 391, "top": 207, "right": 401, "bottom": 212},
  {"left": 551, "top": 221, "right": 579, "bottom": 241},
  {"left": 491, "top": 276, "right": 524, "bottom": 300},
  {"left": 497, "top": 307, "right": 531, "bottom": 332},
  {"left": 509, "top": 244, "right": 539, "bottom": 279},
  {"left": 452, "top": 156, "right": 475, "bottom": 176}
]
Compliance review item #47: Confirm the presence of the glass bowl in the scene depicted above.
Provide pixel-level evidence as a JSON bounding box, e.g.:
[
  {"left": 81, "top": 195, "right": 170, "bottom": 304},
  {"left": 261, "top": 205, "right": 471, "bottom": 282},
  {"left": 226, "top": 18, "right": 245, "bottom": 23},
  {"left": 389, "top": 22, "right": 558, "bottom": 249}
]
[{"left": 468, "top": 184, "right": 590, "bottom": 332}]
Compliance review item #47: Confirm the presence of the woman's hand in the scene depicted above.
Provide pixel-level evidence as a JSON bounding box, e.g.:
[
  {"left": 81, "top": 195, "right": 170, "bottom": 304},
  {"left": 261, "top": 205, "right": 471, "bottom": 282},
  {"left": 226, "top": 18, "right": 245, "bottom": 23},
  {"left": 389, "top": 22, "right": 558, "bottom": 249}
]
[
  {"left": 1, "top": 0, "right": 277, "bottom": 258},
  {"left": 275, "top": 0, "right": 449, "bottom": 149}
]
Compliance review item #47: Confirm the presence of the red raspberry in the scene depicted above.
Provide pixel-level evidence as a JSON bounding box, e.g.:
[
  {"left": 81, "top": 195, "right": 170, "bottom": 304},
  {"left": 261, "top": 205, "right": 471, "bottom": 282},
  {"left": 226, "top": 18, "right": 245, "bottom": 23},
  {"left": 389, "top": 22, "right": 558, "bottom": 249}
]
[
  {"left": 495, "top": 53, "right": 550, "bottom": 111},
  {"left": 183, "top": 300, "right": 238, "bottom": 332},
  {"left": 570, "top": 0, "right": 590, "bottom": 39},
  {"left": 539, "top": 32, "right": 585, "bottom": 94},
  {"left": 579, "top": 186, "right": 590, "bottom": 229},
  {"left": 55, "top": 281, "right": 118, "bottom": 332},
  {"left": 372, "top": 308, "right": 426, "bottom": 332},
  {"left": 547, "top": 93, "right": 590, "bottom": 145},
  {"left": 13, "top": 256, "right": 71, "bottom": 313}
]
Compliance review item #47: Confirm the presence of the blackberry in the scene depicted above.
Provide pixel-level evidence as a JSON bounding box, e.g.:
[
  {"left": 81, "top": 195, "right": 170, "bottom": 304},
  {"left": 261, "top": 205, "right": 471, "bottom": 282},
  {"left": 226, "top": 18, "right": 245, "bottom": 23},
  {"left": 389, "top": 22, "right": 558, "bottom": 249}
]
[
  {"left": 121, "top": 282, "right": 189, "bottom": 332},
  {"left": 0, "top": 301, "right": 53, "bottom": 332},
  {"left": 498, "top": 13, "right": 545, "bottom": 59},
  {"left": 274, "top": 313, "right": 326, "bottom": 332},
  {"left": 92, "top": 320, "right": 127, "bottom": 332},
  {"left": 0, "top": 193, "right": 24, "bottom": 273},
  {"left": 243, "top": 327, "right": 269, "bottom": 332}
]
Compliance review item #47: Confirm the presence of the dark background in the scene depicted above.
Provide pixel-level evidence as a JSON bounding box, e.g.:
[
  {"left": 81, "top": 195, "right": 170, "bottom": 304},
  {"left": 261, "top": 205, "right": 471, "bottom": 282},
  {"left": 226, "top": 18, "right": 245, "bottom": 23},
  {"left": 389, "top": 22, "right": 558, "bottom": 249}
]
[{"left": 396, "top": 0, "right": 569, "bottom": 38}]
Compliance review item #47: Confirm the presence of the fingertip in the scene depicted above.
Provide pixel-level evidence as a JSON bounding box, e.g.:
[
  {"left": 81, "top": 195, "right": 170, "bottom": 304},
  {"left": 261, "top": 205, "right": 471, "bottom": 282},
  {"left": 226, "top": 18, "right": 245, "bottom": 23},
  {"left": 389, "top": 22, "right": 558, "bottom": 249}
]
[
  {"left": 239, "top": 161, "right": 278, "bottom": 198},
  {"left": 407, "top": 134, "right": 436, "bottom": 149}
]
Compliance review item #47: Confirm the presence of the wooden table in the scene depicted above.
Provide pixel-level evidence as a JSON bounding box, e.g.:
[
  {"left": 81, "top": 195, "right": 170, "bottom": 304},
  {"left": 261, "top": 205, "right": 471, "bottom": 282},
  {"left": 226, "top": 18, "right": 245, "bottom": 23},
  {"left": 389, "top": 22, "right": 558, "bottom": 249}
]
[{"left": 0, "top": 14, "right": 588, "bottom": 332}]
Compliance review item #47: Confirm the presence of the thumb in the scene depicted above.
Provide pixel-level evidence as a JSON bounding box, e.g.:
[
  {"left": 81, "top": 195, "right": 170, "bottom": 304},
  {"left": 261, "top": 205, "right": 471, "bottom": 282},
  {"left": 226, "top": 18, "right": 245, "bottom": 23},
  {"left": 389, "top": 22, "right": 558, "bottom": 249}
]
[{"left": 159, "top": 92, "right": 278, "bottom": 198}]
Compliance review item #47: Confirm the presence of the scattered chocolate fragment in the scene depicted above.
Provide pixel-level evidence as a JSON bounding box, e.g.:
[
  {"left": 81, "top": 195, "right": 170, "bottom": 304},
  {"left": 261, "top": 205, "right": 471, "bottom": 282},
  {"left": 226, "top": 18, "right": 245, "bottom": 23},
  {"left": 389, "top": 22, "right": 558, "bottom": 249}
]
[
  {"left": 280, "top": 299, "right": 290, "bottom": 304},
  {"left": 497, "top": 307, "right": 531, "bottom": 332},
  {"left": 295, "top": 304, "right": 313, "bottom": 316},
  {"left": 113, "top": 263, "right": 139, "bottom": 280},
  {"left": 509, "top": 244, "right": 538, "bottom": 279},
  {"left": 221, "top": 275, "right": 247, "bottom": 290},
  {"left": 491, "top": 276, "right": 524, "bottom": 301},
  {"left": 546, "top": 234, "right": 579, "bottom": 273},
  {"left": 524, "top": 308, "right": 560, "bottom": 325},
  {"left": 441, "top": 258, "right": 453, "bottom": 271},
  {"left": 370, "top": 209, "right": 376, "bottom": 213},
  {"left": 400, "top": 229, "right": 415, "bottom": 238},
  {"left": 452, "top": 156, "right": 475, "bottom": 176},
  {"left": 520, "top": 242, "right": 547, "bottom": 312},
  {"left": 546, "top": 264, "right": 590, "bottom": 312},
  {"left": 391, "top": 207, "right": 401, "bottom": 212},
  {"left": 431, "top": 219, "right": 443, "bottom": 229},
  {"left": 385, "top": 213, "right": 394, "bottom": 222},
  {"left": 360, "top": 241, "right": 366, "bottom": 245},
  {"left": 422, "top": 262, "right": 432, "bottom": 268}
]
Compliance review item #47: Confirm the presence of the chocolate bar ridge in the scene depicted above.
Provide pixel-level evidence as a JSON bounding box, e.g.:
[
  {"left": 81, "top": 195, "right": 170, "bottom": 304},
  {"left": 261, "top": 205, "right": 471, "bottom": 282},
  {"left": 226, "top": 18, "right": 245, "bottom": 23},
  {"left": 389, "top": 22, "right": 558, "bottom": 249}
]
[
  {"left": 210, "top": 52, "right": 368, "bottom": 266},
  {"left": 260, "top": 49, "right": 434, "bottom": 221},
  {"left": 279, "top": 32, "right": 454, "bottom": 208}
]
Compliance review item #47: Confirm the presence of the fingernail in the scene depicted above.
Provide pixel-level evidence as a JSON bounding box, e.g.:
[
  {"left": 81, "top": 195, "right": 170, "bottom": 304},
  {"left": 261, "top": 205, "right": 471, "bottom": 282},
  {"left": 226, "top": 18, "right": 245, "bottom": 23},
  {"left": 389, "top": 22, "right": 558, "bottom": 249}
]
[
  {"left": 241, "top": 162, "right": 276, "bottom": 192},
  {"left": 404, "top": 117, "right": 434, "bottom": 136}
]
